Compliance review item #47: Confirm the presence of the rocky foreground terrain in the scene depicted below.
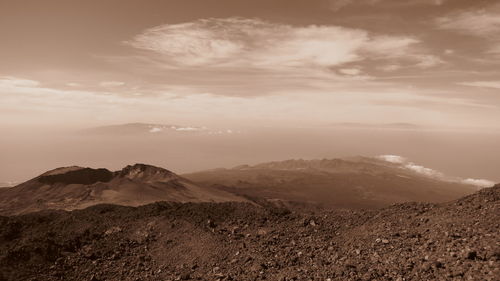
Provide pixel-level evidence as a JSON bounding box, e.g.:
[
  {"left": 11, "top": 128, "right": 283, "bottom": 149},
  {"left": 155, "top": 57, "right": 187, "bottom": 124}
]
[{"left": 1, "top": 185, "right": 498, "bottom": 281}]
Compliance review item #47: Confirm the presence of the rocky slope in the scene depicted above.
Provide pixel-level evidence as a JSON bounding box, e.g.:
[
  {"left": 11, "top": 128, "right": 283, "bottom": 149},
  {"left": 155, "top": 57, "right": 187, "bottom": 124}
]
[
  {"left": 184, "top": 157, "right": 480, "bottom": 208},
  {"left": 0, "top": 185, "right": 498, "bottom": 281},
  {"left": 0, "top": 164, "right": 245, "bottom": 215}
]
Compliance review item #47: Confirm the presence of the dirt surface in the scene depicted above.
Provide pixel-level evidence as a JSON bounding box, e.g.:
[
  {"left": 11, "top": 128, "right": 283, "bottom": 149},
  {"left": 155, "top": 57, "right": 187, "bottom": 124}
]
[{"left": 1, "top": 185, "right": 498, "bottom": 281}]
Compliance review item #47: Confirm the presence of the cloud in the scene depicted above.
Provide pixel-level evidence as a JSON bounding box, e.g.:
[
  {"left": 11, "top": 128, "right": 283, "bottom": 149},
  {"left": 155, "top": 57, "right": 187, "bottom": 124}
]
[
  {"left": 175, "top": 126, "right": 203, "bottom": 132},
  {"left": 126, "top": 18, "right": 425, "bottom": 71},
  {"left": 404, "top": 163, "right": 443, "bottom": 178},
  {"left": 444, "top": 49, "right": 454, "bottom": 55},
  {"left": 328, "top": 0, "right": 355, "bottom": 11},
  {"left": 377, "top": 155, "right": 495, "bottom": 187},
  {"left": 339, "top": 68, "right": 362, "bottom": 75},
  {"left": 377, "top": 155, "right": 443, "bottom": 178},
  {"left": 487, "top": 44, "right": 500, "bottom": 55},
  {"left": 377, "top": 155, "right": 406, "bottom": 163},
  {"left": 0, "top": 76, "right": 40, "bottom": 87},
  {"left": 461, "top": 178, "right": 495, "bottom": 188},
  {"left": 120, "top": 17, "right": 448, "bottom": 100},
  {"left": 458, "top": 81, "right": 500, "bottom": 90},
  {"left": 99, "top": 81, "right": 125, "bottom": 87},
  {"left": 149, "top": 127, "right": 162, "bottom": 133},
  {"left": 377, "top": 64, "right": 402, "bottom": 72},
  {"left": 436, "top": 5, "right": 500, "bottom": 38},
  {"left": 327, "top": 0, "right": 446, "bottom": 11},
  {"left": 379, "top": 155, "right": 443, "bottom": 178},
  {"left": 414, "top": 55, "right": 444, "bottom": 68},
  {"left": 0, "top": 76, "right": 175, "bottom": 126}
]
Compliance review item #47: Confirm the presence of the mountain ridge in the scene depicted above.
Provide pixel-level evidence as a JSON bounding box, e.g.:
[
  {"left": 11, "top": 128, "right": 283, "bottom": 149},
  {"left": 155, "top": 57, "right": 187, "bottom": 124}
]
[
  {"left": 184, "top": 156, "right": 483, "bottom": 208},
  {"left": 0, "top": 163, "right": 245, "bottom": 216}
]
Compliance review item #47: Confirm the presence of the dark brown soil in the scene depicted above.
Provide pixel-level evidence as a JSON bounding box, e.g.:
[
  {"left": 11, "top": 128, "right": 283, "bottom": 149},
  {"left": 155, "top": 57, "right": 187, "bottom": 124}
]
[{"left": 1, "top": 185, "right": 498, "bottom": 281}]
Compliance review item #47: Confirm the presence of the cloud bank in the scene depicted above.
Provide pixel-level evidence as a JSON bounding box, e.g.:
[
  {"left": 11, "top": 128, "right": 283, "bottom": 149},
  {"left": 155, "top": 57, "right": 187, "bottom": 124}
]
[{"left": 377, "top": 155, "right": 494, "bottom": 188}]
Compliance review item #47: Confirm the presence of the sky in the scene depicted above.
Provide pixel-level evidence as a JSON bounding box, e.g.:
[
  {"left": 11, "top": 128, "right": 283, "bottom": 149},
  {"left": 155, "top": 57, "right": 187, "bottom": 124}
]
[
  {"left": 0, "top": 0, "right": 499, "bottom": 185},
  {"left": 0, "top": 0, "right": 499, "bottom": 130}
]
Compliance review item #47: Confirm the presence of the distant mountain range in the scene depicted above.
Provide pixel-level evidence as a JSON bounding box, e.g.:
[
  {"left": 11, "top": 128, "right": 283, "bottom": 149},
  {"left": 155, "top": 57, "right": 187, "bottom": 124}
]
[
  {"left": 82, "top": 123, "right": 236, "bottom": 135},
  {"left": 0, "top": 156, "right": 493, "bottom": 215},
  {"left": 184, "top": 156, "right": 484, "bottom": 208},
  {"left": 0, "top": 164, "right": 244, "bottom": 215},
  {"left": 330, "top": 122, "right": 421, "bottom": 130}
]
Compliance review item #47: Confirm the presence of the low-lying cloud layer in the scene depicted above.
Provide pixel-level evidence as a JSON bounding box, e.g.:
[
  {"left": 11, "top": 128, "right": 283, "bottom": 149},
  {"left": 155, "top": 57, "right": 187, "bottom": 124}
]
[{"left": 377, "top": 155, "right": 495, "bottom": 188}]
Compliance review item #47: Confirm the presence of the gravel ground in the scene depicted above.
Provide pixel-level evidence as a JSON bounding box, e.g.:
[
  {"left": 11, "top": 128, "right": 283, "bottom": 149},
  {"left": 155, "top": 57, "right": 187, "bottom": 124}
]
[{"left": 0, "top": 185, "right": 498, "bottom": 281}]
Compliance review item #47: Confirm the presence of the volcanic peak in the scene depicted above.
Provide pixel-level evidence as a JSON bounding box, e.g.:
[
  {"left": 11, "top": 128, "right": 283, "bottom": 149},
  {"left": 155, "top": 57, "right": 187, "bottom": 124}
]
[{"left": 116, "top": 163, "right": 178, "bottom": 182}]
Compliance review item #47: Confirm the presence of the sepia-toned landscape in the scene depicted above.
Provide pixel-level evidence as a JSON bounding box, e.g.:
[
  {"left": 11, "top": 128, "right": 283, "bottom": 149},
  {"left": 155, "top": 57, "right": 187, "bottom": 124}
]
[{"left": 0, "top": 0, "right": 499, "bottom": 280}]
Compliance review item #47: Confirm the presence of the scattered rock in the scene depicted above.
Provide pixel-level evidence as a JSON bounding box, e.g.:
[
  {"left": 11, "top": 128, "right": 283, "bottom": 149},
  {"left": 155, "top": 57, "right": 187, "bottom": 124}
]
[{"left": 0, "top": 185, "right": 498, "bottom": 281}]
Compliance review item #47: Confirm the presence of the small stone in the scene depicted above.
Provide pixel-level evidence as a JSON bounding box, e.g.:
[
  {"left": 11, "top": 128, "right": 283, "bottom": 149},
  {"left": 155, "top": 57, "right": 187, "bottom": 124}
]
[
  {"left": 207, "top": 219, "right": 216, "bottom": 228},
  {"left": 104, "top": 226, "right": 122, "bottom": 235},
  {"left": 466, "top": 251, "right": 477, "bottom": 260}
]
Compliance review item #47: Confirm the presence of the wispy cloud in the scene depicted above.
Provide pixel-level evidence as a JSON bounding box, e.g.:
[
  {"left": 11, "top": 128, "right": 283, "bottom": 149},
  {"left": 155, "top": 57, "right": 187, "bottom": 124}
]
[
  {"left": 436, "top": 5, "right": 500, "bottom": 38},
  {"left": 328, "top": 0, "right": 447, "bottom": 11},
  {"left": 339, "top": 68, "right": 362, "bottom": 75},
  {"left": 487, "top": 44, "right": 500, "bottom": 55},
  {"left": 461, "top": 178, "right": 495, "bottom": 188},
  {"left": 3, "top": 75, "right": 488, "bottom": 128},
  {"left": 377, "top": 155, "right": 406, "bottom": 163},
  {"left": 458, "top": 81, "right": 500, "bottom": 90},
  {"left": 0, "top": 76, "right": 172, "bottom": 126},
  {"left": 126, "top": 18, "right": 432, "bottom": 72},
  {"left": 0, "top": 76, "right": 40, "bottom": 87},
  {"left": 414, "top": 55, "right": 444, "bottom": 68},
  {"left": 378, "top": 155, "right": 444, "bottom": 178},
  {"left": 99, "top": 81, "right": 125, "bottom": 87}
]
